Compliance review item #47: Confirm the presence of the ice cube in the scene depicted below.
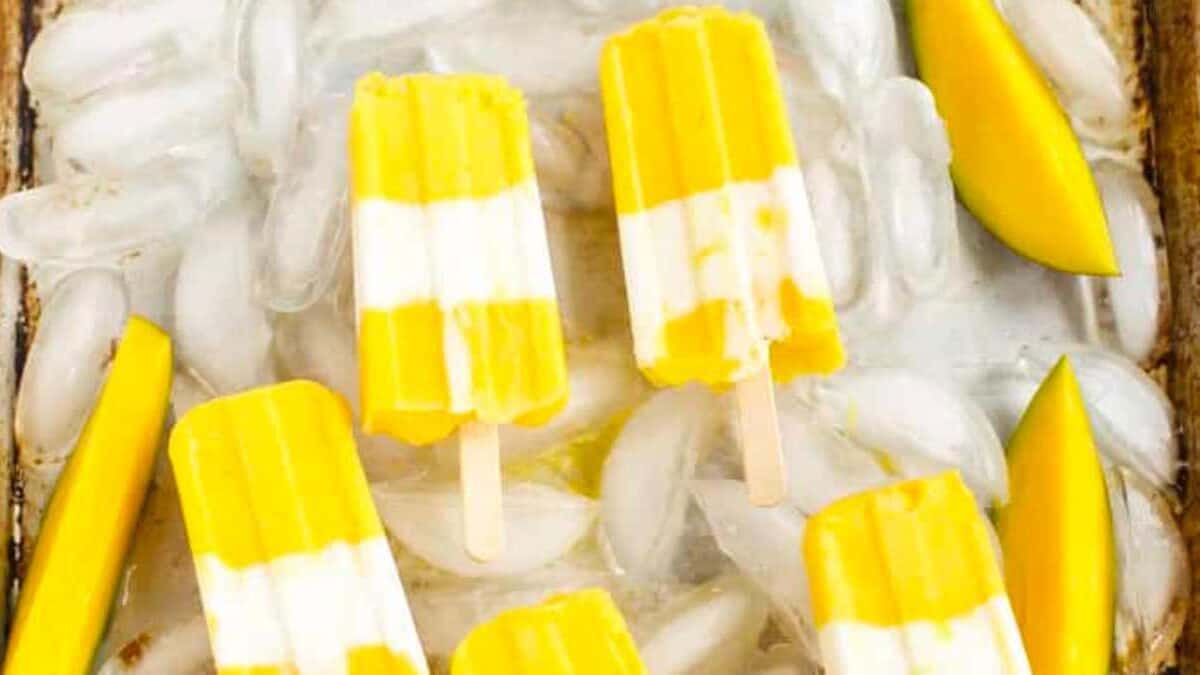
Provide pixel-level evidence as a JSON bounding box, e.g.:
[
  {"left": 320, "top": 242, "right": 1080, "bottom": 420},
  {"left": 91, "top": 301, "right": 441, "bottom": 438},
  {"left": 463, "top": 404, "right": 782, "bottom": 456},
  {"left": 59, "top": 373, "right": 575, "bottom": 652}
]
[
  {"left": 16, "top": 268, "right": 128, "bottom": 463},
  {"left": 407, "top": 550, "right": 616, "bottom": 659},
  {"left": 372, "top": 482, "right": 597, "bottom": 578},
  {"left": 1108, "top": 467, "right": 1188, "bottom": 673},
  {"left": 500, "top": 338, "right": 648, "bottom": 463},
  {"left": 860, "top": 78, "right": 958, "bottom": 299},
  {"left": 803, "top": 160, "right": 867, "bottom": 308},
  {"left": 23, "top": 0, "right": 225, "bottom": 105},
  {"left": 232, "top": 0, "right": 309, "bottom": 178},
  {"left": 776, "top": 393, "right": 890, "bottom": 515},
  {"left": 690, "top": 479, "right": 816, "bottom": 653},
  {"left": 0, "top": 164, "right": 215, "bottom": 266},
  {"left": 310, "top": 0, "right": 495, "bottom": 47},
  {"left": 97, "top": 615, "right": 211, "bottom": 675},
  {"left": 996, "top": 0, "right": 1132, "bottom": 146},
  {"left": 794, "top": 367, "right": 1009, "bottom": 506},
  {"left": 174, "top": 201, "right": 276, "bottom": 395},
  {"left": 117, "top": 239, "right": 184, "bottom": 329},
  {"left": 50, "top": 68, "right": 238, "bottom": 177},
  {"left": 1093, "top": 162, "right": 1163, "bottom": 362},
  {"left": 786, "top": 0, "right": 901, "bottom": 102},
  {"left": 1022, "top": 346, "right": 1178, "bottom": 488},
  {"left": 600, "top": 386, "right": 726, "bottom": 583},
  {"left": 637, "top": 575, "right": 770, "bottom": 675},
  {"left": 16, "top": 269, "right": 129, "bottom": 549},
  {"left": 258, "top": 95, "right": 350, "bottom": 312}
]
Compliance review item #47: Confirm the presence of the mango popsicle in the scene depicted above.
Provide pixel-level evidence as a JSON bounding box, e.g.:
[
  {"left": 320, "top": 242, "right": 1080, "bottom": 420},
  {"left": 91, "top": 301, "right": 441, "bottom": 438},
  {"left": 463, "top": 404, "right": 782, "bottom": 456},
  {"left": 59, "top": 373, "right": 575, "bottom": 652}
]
[
  {"left": 600, "top": 7, "right": 844, "bottom": 505},
  {"left": 803, "top": 472, "right": 1031, "bottom": 675},
  {"left": 170, "top": 381, "right": 428, "bottom": 675},
  {"left": 451, "top": 589, "right": 646, "bottom": 674},
  {"left": 4, "top": 317, "right": 171, "bottom": 675},
  {"left": 350, "top": 73, "right": 569, "bottom": 560}
]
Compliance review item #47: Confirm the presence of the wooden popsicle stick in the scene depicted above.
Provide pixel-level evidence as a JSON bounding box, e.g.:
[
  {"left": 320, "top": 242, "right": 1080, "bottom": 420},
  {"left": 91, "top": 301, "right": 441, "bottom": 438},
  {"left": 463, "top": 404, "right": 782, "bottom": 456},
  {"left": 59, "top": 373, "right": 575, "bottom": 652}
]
[
  {"left": 735, "top": 366, "right": 787, "bottom": 507},
  {"left": 459, "top": 421, "right": 505, "bottom": 562}
]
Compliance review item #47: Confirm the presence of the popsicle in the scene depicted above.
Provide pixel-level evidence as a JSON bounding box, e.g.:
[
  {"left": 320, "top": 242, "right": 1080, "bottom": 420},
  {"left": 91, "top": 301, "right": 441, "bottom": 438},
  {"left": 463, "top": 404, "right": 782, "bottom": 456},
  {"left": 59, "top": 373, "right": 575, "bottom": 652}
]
[
  {"left": 170, "top": 380, "right": 428, "bottom": 675},
  {"left": 600, "top": 6, "right": 844, "bottom": 506},
  {"left": 451, "top": 589, "right": 646, "bottom": 674},
  {"left": 350, "top": 72, "right": 568, "bottom": 560},
  {"left": 4, "top": 317, "right": 172, "bottom": 675},
  {"left": 803, "top": 472, "right": 1032, "bottom": 675}
]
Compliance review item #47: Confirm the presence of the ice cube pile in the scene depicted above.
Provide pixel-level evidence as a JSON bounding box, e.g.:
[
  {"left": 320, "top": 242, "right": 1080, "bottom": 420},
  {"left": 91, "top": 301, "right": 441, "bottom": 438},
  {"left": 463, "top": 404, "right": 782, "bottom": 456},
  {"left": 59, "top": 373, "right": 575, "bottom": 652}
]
[{"left": 1, "top": 0, "right": 1181, "bottom": 674}]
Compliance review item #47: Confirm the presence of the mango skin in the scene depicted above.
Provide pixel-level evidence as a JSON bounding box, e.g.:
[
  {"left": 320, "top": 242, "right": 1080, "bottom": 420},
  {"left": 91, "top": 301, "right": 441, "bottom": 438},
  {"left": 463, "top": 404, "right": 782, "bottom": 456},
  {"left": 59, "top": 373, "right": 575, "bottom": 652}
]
[
  {"left": 998, "top": 357, "right": 1114, "bottom": 675},
  {"left": 908, "top": 0, "right": 1119, "bottom": 276}
]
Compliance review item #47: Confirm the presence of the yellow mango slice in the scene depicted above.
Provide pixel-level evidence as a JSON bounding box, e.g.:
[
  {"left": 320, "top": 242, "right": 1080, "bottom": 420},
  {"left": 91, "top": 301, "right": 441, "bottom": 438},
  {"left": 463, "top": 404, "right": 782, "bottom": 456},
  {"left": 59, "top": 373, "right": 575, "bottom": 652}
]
[
  {"left": 907, "top": 0, "right": 1118, "bottom": 275},
  {"left": 998, "top": 357, "right": 1115, "bottom": 675},
  {"left": 4, "top": 317, "right": 172, "bottom": 675}
]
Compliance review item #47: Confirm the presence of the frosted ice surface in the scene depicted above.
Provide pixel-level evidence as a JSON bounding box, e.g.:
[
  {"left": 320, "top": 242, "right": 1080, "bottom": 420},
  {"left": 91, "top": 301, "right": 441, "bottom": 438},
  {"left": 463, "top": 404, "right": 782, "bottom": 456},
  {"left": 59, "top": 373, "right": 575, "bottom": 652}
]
[
  {"left": 786, "top": 0, "right": 901, "bottom": 102},
  {"left": 23, "top": 0, "right": 225, "bottom": 104},
  {"left": 50, "top": 68, "right": 238, "bottom": 177},
  {"left": 1093, "top": 162, "right": 1163, "bottom": 363},
  {"left": 859, "top": 78, "right": 956, "bottom": 300},
  {"left": 690, "top": 479, "right": 816, "bottom": 653},
  {"left": 174, "top": 201, "right": 276, "bottom": 395},
  {"left": 259, "top": 95, "right": 350, "bottom": 312},
  {"left": 793, "top": 367, "right": 1009, "bottom": 506},
  {"left": 1108, "top": 467, "right": 1188, "bottom": 672},
  {"left": 373, "top": 482, "right": 597, "bottom": 578},
  {"left": 749, "top": 645, "right": 822, "bottom": 675},
  {"left": 776, "top": 395, "right": 891, "bottom": 515},
  {"left": 601, "top": 386, "right": 726, "bottom": 583},
  {"left": 16, "top": 269, "right": 128, "bottom": 483},
  {"left": 500, "top": 338, "right": 647, "bottom": 463},
  {"left": 637, "top": 575, "right": 770, "bottom": 675},
  {"left": 544, "top": 210, "right": 629, "bottom": 343},
  {"left": 0, "top": 165, "right": 214, "bottom": 265},
  {"left": 233, "top": 0, "right": 310, "bottom": 178}
]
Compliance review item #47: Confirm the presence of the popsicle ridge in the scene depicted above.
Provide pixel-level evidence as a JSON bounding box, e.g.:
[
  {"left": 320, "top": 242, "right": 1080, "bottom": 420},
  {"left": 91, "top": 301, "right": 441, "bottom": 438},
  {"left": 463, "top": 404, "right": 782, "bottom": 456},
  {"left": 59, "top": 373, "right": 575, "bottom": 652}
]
[
  {"left": 600, "top": 6, "right": 843, "bottom": 387},
  {"left": 803, "top": 472, "right": 1031, "bottom": 674},
  {"left": 350, "top": 73, "right": 567, "bottom": 445},
  {"left": 171, "top": 381, "right": 428, "bottom": 675}
]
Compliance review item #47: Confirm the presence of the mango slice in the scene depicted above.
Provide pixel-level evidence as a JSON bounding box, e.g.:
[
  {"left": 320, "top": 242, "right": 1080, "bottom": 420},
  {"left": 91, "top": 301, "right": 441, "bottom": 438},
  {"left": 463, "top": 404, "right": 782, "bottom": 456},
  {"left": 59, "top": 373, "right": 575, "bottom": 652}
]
[
  {"left": 907, "top": 0, "right": 1118, "bottom": 275},
  {"left": 4, "top": 317, "right": 172, "bottom": 675},
  {"left": 998, "top": 357, "right": 1114, "bottom": 675}
]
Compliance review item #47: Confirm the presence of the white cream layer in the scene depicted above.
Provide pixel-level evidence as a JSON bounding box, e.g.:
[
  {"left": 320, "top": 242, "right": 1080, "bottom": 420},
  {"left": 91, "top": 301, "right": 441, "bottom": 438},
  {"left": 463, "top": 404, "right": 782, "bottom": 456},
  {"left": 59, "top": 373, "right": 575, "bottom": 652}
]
[
  {"left": 194, "top": 537, "right": 429, "bottom": 675},
  {"left": 351, "top": 179, "right": 560, "bottom": 414},
  {"left": 616, "top": 165, "right": 833, "bottom": 371},
  {"left": 817, "top": 597, "right": 1032, "bottom": 675},
  {"left": 352, "top": 179, "right": 556, "bottom": 311}
]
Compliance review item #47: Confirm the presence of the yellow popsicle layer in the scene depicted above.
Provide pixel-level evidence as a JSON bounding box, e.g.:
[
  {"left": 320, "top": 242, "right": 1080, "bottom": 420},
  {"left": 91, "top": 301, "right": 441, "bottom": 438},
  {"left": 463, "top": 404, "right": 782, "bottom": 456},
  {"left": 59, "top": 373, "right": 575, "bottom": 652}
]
[
  {"left": 216, "top": 646, "right": 421, "bottom": 675},
  {"left": 998, "top": 357, "right": 1114, "bottom": 675},
  {"left": 171, "top": 380, "right": 383, "bottom": 568},
  {"left": 804, "top": 472, "right": 1005, "bottom": 627},
  {"left": 4, "top": 317, "right": 172, "bottom": 675},
  {"left": 644, "top": 282, "right": 844, "bottom": 387},
  {"left": 601, "top": 6, "right": 797, "bottom": 213},
  {"left": 359, "top": 299, "right": 568, "bottom": 446},
  {"left": 451, "top": 589, "right": 646, "bottom": 675},
  {"left": 351, "top": 72, "right": 535, "bottom": 204}
]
